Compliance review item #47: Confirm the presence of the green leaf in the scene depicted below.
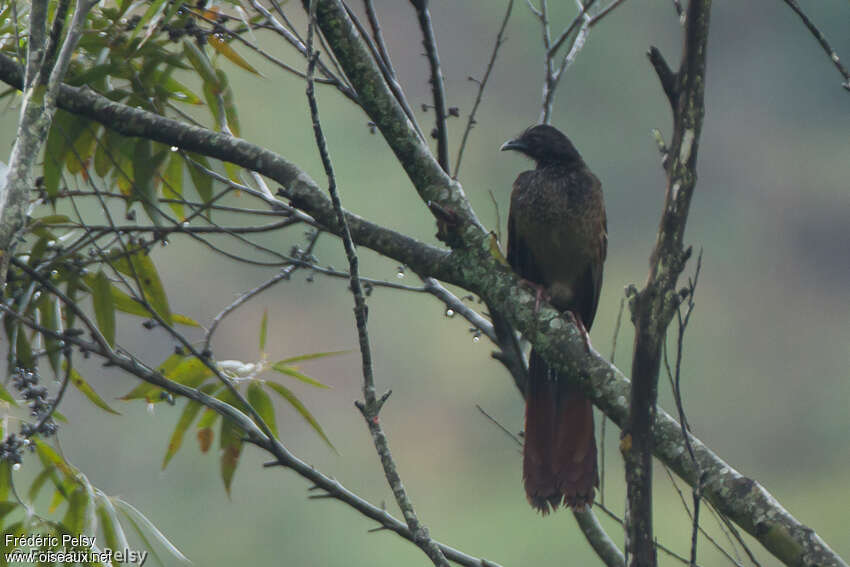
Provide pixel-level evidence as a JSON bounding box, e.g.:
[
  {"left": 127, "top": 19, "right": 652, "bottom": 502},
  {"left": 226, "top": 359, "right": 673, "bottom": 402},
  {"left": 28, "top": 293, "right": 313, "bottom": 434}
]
[
  {"left": 68, "top": 366, "right": 121, "bottom": 415},
  {"left": 185, "top": 153, "right": 213, "bottom": 206},
  {"left": 161, "top": 153, "right": 185, "bottom": 221},
  {"left": 114, "top": 498, "right": 190, "bottom": 564},
  {"left": 61, "top": 486, "right": 90, "bottom": 535},
  {"left": 276, "top": 350, "right": 350, "bottom": 364},
  {"left": 0, "top": 382, "right": 15, "bottom": 405},
  {"left": 15, "top": 324, "right": 34, "bottom": 370},
  {"left": 130, "top": 0, "right": 168, "bottom": 43},
  {"left": 43, "top": 110, "right": 87, "bottom": 198},
  {"left": 259, "top": 309, "right": 268, "bottom": 353},
  {"left": 0, "top": 501, "right": 18, "bottom": 524},
  {"left": 182, "top": 38, "right": 219, "bottom": 86},
  {"left": 208, "top": 35, "right": 261, "bottom": 76},
  {"left": 65, "top": 122, "right": 97, "bottom": 175},
  {"left": 265, "top": 382, "right": 334, "bottom": 450},
  {"left": 163, "top": 400, "right": 203, "bottom": 469},
  {"left": 0, "top": 462, "right": 10, "bottom": 502},
  {"left": 217, "top": 69, "right": 241, "bottom": 137},
  {"left": 120, "top": 353, "right": 184, "bottom": 402},
  {"left": 27, "top": 468, "right": 53, "bottom": 504},
  {"left": 133, "top": 139, "right": 169, "bottom": 226},
  {"left": 37, "top": 295, "right": 62, "bottom": 376},
  {"left": 95, "top": 495, "right": 129, "bottom": 555},
  {"left": 91, "top": 270, "right": 116, "bottom": 347},
  {"left": 113, "top": 249, "right": 173, "bottom": 325},
  {"left": 219, "top": 417, "right": 242, "bottom": 496},
  {"left": 247, "top": 382, "right": 277, "bottom": 437},
  {"left": 162, "top": 384, "right": 218, "bottom": 469},
  {"left": 270, "top": 362, "right": 330, "bottom": 389}
]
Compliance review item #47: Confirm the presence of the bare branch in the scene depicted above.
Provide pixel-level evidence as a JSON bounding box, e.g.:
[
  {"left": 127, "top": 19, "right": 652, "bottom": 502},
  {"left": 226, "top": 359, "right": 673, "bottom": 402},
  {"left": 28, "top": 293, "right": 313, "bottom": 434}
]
[
  {"left": 780, "top": 0, "right": 850, "bottom": 90},
  {"left": 454, "top": 0, "right": 514, "bottom": 179},
  {"left": 305, "top": 4, "right": 449, "bottom": 564},
  {"left": 410, "top": 0, "right": 451, "bottom": 173}
]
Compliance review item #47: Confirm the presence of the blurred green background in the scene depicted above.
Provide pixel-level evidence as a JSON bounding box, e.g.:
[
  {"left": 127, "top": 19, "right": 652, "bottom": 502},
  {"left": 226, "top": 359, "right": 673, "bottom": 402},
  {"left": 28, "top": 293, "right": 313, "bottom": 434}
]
[{"left": 2, "top": 0, "right": 848, "bottom": 565}]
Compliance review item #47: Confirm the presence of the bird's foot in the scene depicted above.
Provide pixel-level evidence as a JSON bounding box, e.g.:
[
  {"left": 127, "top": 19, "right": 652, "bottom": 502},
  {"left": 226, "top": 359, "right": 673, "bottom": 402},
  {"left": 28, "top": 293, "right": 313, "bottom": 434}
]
[
  {"left": 565, "top": 311, "right": 592, "bottom": 353},
  {"left": 519, "top": 279, "right": 550, "bottom": 313}
]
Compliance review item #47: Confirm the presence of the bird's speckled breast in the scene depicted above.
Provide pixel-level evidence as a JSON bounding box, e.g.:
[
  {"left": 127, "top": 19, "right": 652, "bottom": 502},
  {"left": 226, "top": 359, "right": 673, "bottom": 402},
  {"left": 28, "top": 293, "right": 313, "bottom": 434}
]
[{"left": 511, "top": 165, "right": 604, "bottom": 310}]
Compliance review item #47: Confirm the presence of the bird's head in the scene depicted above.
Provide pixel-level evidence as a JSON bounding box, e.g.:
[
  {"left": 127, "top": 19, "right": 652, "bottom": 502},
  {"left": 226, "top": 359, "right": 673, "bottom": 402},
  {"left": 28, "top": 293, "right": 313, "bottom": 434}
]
[{"left": 500, "top": 124, "right": 582, "bottom": 167}]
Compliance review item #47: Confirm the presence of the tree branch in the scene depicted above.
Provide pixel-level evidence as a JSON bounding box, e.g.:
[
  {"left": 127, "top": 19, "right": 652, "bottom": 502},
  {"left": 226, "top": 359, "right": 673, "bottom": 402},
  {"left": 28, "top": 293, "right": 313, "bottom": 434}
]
[
  {"left": 624, "top": 2, "right": 711, "bottom": 565},
  {"left": 410, "top": 0, "right": 451, "bottom": 173}
]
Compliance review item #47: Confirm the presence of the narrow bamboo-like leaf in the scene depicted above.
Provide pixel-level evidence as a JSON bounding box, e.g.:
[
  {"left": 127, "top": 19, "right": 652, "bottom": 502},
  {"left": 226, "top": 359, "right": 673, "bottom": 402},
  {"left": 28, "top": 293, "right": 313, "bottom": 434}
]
[
  {"left": 43, "top": 110, "right": 85, "bottom": 198},
  {"left": 270, "top": 363, "right": 330, "bottom": 389},
  {"left": 173, "top": 314, "right": 200, "bottom": 327},
  {"left": 185, "top": 152, "right": 213, "bottom": 206},
  {"left": 0, "top": 502, "right": 17, "bottom": 524},
  {"left": 87, "top": 277, "right": 198, "bottom": 327},
  {"left": 114, "top": 498, "right": 190, "bottom": 563},
  {"left": 217, "top": 69, "right": 241, "bottom": 137},
  {"left": 196, "top": 426, "right": 214, "bottom": 453},
  {"left": 113, "top": 249, "right": 173, "bottom": 325},
  {"left": 247, "top": 382, "right": 277, "bottom": 437},
  {"left": 162, "top": 383, "right": 218, "bottom": 469},
  {"left": 34, "top": 440, "right": 75, "bottom": 479},
  {"left": 115, "top": 508, "right": 164, "bottom": 567},
  {"left": 201, "top": 79, "right": 223, "bottom": 130},
  {"left": 276, "top": 350, "right": 349, "bottom": 364},
  {"left": 207, "top": 35, "right": 260, "bottom": 75},
  {"left": 67, "top": 366, "right": 120, "bottom": 415},
  {"left": 161, "top": 153, "right": 185, "bottom": 221},
  {"left": 219, "top": 417, "right": 242, "bottom": 496},
  {"left": 96, "top": 495, "right": 129, "bottom": 554},
  {"left": 96, "top": 502, "right": 119, "bottom": 555},
  {"left": 27, "top": 468, "right": 53, "bottom": 504},
  {"left": 65, "top": 122, "right": 97, "bottom": 175},
  {"left": 37, "top": 295, "right": 62, "bottom": 376},
  {"left": 130, "top": 0, "right": 168, "bottom": 42},
  {"left": 65, "top": 272, "right": 80, "bottom": 331},
  {"left": 163, "top": 400, "right": 203, "bottom": 469},
  {"left": 91, "top": 270, "right": 116, "bottom": 347},
  {"left": 120, "top": 353, "right": 184, "bottom": 401},
  {"left": 62, "top": 487, "right": 90, "bottom": 535},
  {"left": 182, "top": 38, "right": 219, "bottom": 86},
  {"left": 265, "top": 382, "right": 335, "bottom": 450},
  {"left": 0, "top": 462, "right": 10, "bottom": 502},
  {"left": 0, "top": 382, "right": 15, "bottom": 405},
  {"left": 259, "top": 309, "right": 268, "bottom": 353},
  {"left": 15, "top": 324, "right": 34, "bottom": 370},
  {"left": 159, "top": 74, "right": 203, "bottom": 105},
  {"left": 133, "top": 139, "right": 169, "bottom": 227},
  {"left": 166, "top": 357, "right": 214, "bottom": 388}
]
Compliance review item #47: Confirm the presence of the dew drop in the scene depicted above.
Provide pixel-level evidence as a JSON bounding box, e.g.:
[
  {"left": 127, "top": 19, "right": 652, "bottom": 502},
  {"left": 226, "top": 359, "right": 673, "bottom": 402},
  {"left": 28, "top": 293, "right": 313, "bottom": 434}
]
[
  {"left": 445, "top": 308, "right": 454, "bottom": 318},
  {"left": 396, "top": 271, "right": 404, "bottom": 279},
  {"left": 472, "top": 335, "right": 480, "bottom": 343},
  {"left": 12, "top": 463, "right": 21, "bottom": 471},
  {"left": 170, "top": 145, "right": 179, "bottom": 152},
  {"left": 146, "top": 403, "right": 155, "bottom": 415}
]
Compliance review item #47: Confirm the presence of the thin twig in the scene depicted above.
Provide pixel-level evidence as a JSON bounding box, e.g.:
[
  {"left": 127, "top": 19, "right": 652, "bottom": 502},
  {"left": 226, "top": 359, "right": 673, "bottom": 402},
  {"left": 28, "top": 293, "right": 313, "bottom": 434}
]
[
  {"left": 780, "top": 0, "right": 850, "bottom": 90},
  {"left": 305, "top": 4, "right": 449, "bottom": 566},
  {"left": 453, "top": 0, "right": 514, "bottom": 179},
  {"left": 410, "top": 0, "right": 451, "bottom": 172}
]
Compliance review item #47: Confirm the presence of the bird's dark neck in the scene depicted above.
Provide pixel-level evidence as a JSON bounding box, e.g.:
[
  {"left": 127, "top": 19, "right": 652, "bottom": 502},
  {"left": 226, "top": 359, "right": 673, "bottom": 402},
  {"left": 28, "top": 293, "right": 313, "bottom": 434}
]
[{"left": 535, "top": 158, "right": 583, "bottom": 170}]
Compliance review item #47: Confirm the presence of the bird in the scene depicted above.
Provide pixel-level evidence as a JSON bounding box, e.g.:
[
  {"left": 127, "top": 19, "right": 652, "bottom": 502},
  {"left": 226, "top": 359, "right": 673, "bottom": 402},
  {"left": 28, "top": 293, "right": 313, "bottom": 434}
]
[{"left": 500, "top": 124, "right": 607, "bottom": 512}]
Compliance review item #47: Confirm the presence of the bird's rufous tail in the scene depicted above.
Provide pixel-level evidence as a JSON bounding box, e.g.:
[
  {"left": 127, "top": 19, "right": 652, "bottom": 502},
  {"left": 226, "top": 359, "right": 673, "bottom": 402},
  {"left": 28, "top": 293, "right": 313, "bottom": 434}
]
[{"left": 523, "top": 349, "right": 597, "bottom": 512}]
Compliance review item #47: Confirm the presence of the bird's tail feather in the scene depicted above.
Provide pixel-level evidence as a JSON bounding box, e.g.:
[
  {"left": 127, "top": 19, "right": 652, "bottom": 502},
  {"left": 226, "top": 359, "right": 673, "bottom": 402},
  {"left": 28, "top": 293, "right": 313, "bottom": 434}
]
[{"left": 523, "top": 349, "right": 597, "bottom": 512}]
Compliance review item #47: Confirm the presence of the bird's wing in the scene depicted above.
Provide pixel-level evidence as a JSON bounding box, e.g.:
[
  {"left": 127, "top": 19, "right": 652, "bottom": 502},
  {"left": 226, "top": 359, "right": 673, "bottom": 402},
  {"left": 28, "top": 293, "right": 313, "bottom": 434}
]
[
  {"left": 507, "top": 177, "right": 545, "bottom": 285},
  {"left": 575, "top": 180, "right": 607, "bottom": 330}
]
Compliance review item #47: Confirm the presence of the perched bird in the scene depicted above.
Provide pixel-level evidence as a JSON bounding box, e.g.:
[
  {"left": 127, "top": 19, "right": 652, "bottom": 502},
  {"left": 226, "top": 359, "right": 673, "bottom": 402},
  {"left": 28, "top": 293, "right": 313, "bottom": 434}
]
[{"left": 500, "top": 124, "right": 607, "bottom": 512}]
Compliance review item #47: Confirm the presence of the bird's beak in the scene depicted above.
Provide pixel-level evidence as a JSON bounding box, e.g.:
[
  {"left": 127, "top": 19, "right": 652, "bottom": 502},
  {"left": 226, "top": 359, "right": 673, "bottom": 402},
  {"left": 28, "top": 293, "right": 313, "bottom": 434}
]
[{"left": 500, "top": 138, "right": 525, "bottom": 152}]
